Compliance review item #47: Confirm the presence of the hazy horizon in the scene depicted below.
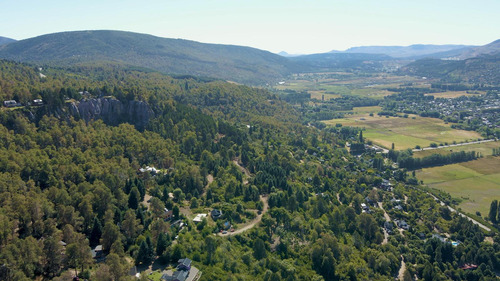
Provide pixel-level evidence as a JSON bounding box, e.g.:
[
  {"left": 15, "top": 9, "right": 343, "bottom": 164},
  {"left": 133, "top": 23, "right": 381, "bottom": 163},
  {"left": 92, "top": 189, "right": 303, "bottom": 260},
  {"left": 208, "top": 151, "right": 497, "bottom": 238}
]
[{"left": 1, "top": 0, "right": 499, "bottom": 54}]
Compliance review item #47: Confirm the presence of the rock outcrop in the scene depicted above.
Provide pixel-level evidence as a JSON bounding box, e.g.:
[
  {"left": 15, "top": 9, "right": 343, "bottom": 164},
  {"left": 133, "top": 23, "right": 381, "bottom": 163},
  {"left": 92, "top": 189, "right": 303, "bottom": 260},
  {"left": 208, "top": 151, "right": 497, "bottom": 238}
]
[{"left": 69, "top": 97, "right": 153, "bottom": 129}]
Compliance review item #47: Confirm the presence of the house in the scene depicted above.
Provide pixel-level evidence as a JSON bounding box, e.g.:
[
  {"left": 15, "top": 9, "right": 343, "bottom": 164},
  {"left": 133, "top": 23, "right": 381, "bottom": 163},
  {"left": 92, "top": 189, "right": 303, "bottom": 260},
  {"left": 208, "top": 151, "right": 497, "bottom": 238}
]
[
  {"left": 384, "top": 221, "right": 394, "bottom": 234},
  {"left": 365, "top": 196, "right": 376, "bottom": 206},
  {"left": 91, "top": 245, "right": 103, "bottom": 259},
  {"left": 162, "top": 270, "right": 189, "bottom": 281},
  {"left": 211, "top": 209, "right": 223, "bottom": 220},
  {"left": 177, "top": 258, "right": 192, "bottom": 271},
  {"left": 193, "top": 214, "right": 207, "bottom": 223},
  {"left": 380, "top": 179, "right": 392, "bottom": 191},
  {"left": 459, "top": 264, "right": 478, "bottom": 270},
  {"left": 32, "top": 99, "right": 43, "bottom": 106},
  {"left": 361, "top": 203, "right": 371, "bottom": 213},
  {"left": 170, "top": 220, "right": 183, "bottom": 228},
  {"left": 396, "top": 220, "right": 409, "bottom": 230},
  {"left": 164, "top": 208, "right": 173, "bottom": 220},
  {"left": 3, "top": 100, "right": 18, "bottom": 107},
  {"left": 138, "top": 166, "right": 158, "bottom": 175},
  {"left": 432, "top": 234, "right": 446, "bottom": 243},
  {"left": 162, "top": 258, "right": 192, "bottom": 281}
]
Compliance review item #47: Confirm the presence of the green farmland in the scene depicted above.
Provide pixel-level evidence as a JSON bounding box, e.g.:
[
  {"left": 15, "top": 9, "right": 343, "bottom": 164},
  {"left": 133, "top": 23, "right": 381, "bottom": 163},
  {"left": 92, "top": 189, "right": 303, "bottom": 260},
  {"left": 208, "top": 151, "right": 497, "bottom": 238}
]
[
  {"left": 324, "top": 111, "right": 482, "bottom": 150},
  {"left": 416, "top": 156, "right": 500, "bottom": 216}
]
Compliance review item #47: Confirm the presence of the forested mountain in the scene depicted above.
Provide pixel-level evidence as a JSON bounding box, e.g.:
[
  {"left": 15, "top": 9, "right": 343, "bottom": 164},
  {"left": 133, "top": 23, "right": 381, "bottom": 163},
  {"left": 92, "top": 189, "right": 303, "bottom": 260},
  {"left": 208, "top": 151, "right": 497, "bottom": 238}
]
[
  {"left": 0, "top": 30, "right": 299, "bottom": 85},
  {"left": 401, "top": 54, "right": 500, "bottom": 84},
  {"left": 453, "top": 39, "right": 500, "bottom": 59},
  {"left": 398, "top": 39, "right": 500, "bottom": 83},
  {"left": 0, "top": 36, "right": 16, "bottom": 46},
  {"left": 0, "top": 60, "right": 499, "bottom": 281},
  {"left": 289, "top": 53, "right": 393, "bottom": 72}
]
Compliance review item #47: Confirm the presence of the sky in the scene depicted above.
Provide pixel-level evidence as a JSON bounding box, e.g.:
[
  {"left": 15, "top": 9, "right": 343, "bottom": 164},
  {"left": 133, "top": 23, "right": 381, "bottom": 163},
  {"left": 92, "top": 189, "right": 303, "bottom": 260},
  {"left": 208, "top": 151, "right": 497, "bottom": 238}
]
[{"left": 1, "top": 0, "right": 499, "bottom": 54}]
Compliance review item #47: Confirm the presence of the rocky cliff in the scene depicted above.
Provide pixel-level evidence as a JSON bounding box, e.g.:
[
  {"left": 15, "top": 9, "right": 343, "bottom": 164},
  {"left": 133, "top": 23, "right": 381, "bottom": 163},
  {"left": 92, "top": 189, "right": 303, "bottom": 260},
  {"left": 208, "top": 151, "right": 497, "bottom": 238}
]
[{"left": 69, "top": 97, "right": 153, "bottom": 129}]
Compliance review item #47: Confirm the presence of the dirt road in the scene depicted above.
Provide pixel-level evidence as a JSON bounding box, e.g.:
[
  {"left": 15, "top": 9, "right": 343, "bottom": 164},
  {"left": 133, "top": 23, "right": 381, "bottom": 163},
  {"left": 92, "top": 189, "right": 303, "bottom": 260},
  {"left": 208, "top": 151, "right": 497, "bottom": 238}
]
[{"left": 219, "top": 195, "right": 268, "bottom": 237}]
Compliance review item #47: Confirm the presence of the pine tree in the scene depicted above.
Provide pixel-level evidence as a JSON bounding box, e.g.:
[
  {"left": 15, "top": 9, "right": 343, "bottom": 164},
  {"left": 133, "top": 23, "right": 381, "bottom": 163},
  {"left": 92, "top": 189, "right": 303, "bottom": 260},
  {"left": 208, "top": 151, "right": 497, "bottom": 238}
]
[
  {"left": 128, "top": 186, "right": 140, "bottom": 209},
  {"left": 146, "top": 236, "right": 155, "bottom": 261},
  {"left": 135, "top": 241, "right": 151, "bottom": 265},
  {"left": 156, "top": 233, "right": 168, "bottom": 256},
  {"left": 90, "top": 217, "right": 102, "bottom": 246},
  {"left": 253, "top": 238, "right": 267, "bottom": 260},
  {"left": 489, "top": 200, "right": 498, "bottom": 223}
]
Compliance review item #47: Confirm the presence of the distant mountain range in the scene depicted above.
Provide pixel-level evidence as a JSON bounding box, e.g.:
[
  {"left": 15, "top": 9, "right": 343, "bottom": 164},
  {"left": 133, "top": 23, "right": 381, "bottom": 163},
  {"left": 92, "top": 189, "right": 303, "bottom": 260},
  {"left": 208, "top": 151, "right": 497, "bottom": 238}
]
[
  {"left": 338, "top": 44, "right": 472, "bottom": 59},
  {"left": 0, "top": 36, "right": 16, "bottom": 46},
  {"left": 0, "top": 30, "right": 499, "bottom": 84}
]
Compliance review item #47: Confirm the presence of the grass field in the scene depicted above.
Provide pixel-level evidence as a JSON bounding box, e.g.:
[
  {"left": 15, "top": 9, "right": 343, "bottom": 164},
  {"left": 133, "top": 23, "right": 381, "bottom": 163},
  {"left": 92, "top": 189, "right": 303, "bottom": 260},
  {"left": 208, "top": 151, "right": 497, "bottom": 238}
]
[
  {"left": 414, "top": 141, "right": 500, "bottom": 158},
  {"left": 416, "top": 156, "right": 500, "bottom": 216},
  {"left": 324, "top": 111, "right": 482, "bottom": 150},
  {"left": 425, "top": 91, "right": 485, "bottom": 99},
  {"left": 274, "top": 73, "right": 421, "bottom": 99}
]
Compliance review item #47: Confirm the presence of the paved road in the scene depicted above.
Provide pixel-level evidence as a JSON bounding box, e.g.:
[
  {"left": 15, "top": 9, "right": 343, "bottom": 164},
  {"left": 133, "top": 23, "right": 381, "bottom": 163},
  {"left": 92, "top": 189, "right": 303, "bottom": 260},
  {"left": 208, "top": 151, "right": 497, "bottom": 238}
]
[{"left": 412, "top": 139, "right": 496, "bottom": 152}]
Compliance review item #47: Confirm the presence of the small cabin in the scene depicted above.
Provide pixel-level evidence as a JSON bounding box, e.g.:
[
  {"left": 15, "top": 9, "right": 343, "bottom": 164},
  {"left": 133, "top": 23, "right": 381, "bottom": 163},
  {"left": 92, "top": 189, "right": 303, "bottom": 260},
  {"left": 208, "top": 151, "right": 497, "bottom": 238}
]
[{"left": 3, "top": 100, "right": 18, "bottom": 107}]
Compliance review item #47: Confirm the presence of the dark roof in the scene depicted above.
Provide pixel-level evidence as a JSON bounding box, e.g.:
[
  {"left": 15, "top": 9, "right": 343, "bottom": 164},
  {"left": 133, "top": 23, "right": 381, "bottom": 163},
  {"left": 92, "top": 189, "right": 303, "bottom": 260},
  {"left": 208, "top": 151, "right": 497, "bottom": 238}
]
[
  {"left": 211, "top": 209, "right": 222, "bottom": 218},
  {"left": 162, "top": 270, "right": 189, "bottom": 281},
  {"left": 178, "top": 258, "right": 192, "bottom": 268}
]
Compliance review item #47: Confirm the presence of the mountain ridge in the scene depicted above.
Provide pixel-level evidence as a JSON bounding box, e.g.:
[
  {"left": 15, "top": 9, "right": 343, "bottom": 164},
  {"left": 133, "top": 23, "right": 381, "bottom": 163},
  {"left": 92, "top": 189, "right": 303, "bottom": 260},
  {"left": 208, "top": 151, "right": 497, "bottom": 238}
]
[
  {"left": 334, "top": 44, "right": 473, "bottom": 58},
  {"left": 0, "top": 36, "right": 16, "bottom": 46},
  {"left": 0, "top": 30, "right": 298, "bottom": 85}
]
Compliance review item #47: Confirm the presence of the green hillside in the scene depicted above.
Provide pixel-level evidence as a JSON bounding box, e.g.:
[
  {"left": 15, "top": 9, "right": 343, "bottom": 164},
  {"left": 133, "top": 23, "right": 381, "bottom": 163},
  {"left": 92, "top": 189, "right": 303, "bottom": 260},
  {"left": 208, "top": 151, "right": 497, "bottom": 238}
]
[
  {"left": 0, "top": 30, "right": 299, "bottom": 85},
  {"left": 289, "top": 52, "right": 392, "bottom": 72},
  {"left": 401, "top": 54, "right": 500, "bottom": 84},
  {"left": 0, "top": 59, "right": 499, "bottom": 281}
]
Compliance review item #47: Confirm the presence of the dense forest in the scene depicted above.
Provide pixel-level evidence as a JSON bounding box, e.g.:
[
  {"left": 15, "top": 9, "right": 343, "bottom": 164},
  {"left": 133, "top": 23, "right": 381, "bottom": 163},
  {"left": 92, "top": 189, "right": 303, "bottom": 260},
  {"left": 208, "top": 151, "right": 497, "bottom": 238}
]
[{"left": 0, "top": 59, "right": 498, "bottom": 281}]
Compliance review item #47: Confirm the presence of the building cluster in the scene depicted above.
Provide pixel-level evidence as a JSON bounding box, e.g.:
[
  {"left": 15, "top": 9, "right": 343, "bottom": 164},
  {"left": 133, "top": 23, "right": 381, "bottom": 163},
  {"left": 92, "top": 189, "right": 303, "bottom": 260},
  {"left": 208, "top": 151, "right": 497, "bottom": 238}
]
[
  {"left": 389, "top": 93, "right": 500, "bottom": 129},
  {"left": 2, "top": 99, "right": 43, "bottom": 108}
]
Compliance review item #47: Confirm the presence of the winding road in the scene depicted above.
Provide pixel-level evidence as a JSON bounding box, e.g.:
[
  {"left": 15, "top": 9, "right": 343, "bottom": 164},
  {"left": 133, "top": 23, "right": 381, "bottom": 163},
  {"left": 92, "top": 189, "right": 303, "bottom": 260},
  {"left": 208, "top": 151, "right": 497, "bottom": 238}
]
[
  {"left": 218, "top": 195, "right": 269, "bottom": 236},
  {"left": 378, "top": 202, "right": 391, "bottom": 245}
]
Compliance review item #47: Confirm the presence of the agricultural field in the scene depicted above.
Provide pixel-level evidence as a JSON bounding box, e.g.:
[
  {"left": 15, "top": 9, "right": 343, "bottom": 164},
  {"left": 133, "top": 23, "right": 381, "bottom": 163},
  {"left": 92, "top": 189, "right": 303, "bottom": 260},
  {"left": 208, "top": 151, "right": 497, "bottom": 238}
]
[
  {"left": 324, "top": 111, "right": 482, "bottom": 150},
  {"left": 416, "top": 156, "right": 500, "bottom": 216},
  {"left": 413, "top": 141, "right": 500, "bottom": 158},
  {"left": 274, "top": 73, "right": 423, "bottom": 99},
  {"left": 275, "top": 72, "right": 481, "bottom": 102}
]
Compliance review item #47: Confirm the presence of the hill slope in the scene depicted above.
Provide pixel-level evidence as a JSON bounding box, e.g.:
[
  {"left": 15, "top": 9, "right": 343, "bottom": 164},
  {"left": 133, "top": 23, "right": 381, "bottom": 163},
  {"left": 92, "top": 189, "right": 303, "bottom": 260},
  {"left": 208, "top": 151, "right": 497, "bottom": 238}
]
[
  {"left": 455, "top": 39, "right": 500, "bottom": 59},
  {"left": 401, "top": 54, "right": 500, "bottom": 84},
  {"left": 400, "top": 39, "right": 500, "bottom": 84},
  {"left": 0, "top": 30, "right": 298, "bottom": 84},
  {"left": 0, "top": 36, "right": 16, "bottom": 46},
  {"left": 289, "top": 52, "right": 393, "bottom": 72}
]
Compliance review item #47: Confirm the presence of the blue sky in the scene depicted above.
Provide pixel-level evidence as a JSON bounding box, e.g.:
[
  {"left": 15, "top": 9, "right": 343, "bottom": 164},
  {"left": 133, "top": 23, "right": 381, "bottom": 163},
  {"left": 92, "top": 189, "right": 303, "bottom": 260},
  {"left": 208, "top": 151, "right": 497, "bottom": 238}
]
[{"left": 1, "top": 0, "right": 499, "bottom": 54}]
